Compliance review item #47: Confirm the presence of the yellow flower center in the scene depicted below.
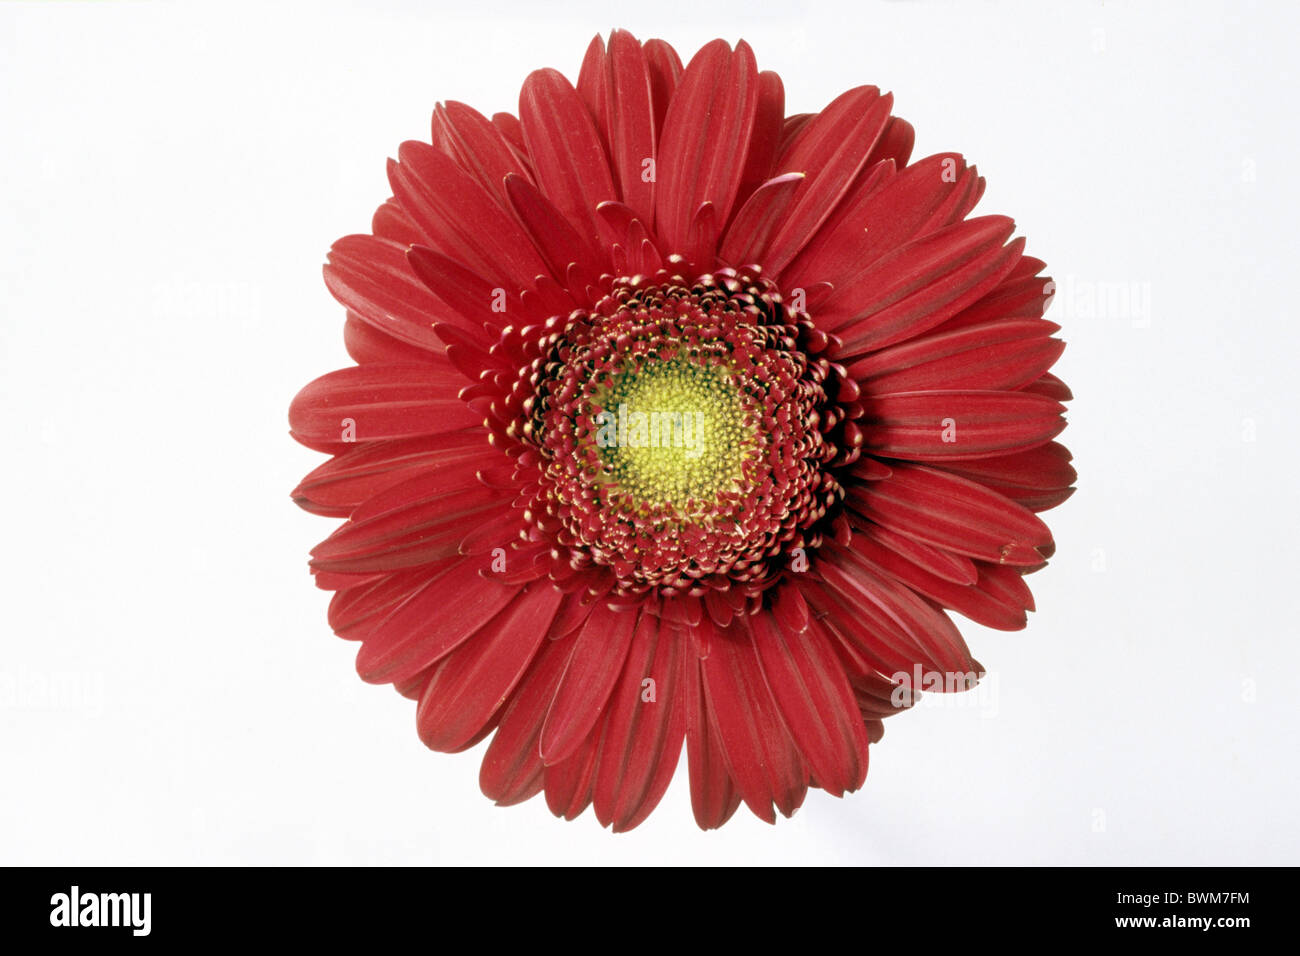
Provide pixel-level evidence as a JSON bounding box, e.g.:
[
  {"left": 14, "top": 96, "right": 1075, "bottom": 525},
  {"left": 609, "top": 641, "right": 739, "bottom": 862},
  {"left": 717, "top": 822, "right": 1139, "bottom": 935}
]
[{"left": 592, "top": 359, "right": 755, "bottom": 512}]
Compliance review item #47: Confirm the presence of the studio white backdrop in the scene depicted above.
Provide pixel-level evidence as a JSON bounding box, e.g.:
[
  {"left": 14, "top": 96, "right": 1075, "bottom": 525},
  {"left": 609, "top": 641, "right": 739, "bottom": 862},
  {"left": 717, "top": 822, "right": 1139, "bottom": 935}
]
[{"left": 2, "top": 0, "right": 1296, "bottom": 865}]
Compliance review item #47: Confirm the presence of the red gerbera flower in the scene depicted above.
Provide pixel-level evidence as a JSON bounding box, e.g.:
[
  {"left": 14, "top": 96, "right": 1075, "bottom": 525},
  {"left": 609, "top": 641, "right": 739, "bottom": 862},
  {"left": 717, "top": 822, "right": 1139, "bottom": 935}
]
[{"left": 289, "top": 30, "right": 1074, "bottom": 831}]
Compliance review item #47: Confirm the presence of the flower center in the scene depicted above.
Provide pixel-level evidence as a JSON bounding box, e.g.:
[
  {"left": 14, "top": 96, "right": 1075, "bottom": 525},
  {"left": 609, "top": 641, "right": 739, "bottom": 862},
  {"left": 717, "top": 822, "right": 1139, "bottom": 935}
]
[{"left": 593, "top": 358, "right": 754, "bottom": 512}]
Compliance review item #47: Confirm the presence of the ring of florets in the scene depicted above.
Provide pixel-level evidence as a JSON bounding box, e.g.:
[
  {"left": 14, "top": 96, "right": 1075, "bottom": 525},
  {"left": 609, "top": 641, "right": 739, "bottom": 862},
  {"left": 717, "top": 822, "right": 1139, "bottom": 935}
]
[{"left": 502, "top": 265, "right": 863, "bottom": 597}]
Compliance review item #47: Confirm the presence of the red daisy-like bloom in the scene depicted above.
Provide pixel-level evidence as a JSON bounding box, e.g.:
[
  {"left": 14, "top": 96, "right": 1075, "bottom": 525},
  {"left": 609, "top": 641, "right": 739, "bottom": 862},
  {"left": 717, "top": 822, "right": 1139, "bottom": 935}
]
[{"left": 290, "top": 30, "right": 1074, "bottom": 831}]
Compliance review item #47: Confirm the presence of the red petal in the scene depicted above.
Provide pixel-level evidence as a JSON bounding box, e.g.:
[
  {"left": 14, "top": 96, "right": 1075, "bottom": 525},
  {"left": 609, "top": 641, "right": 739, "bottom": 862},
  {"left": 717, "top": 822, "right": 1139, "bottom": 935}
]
[
  {"left": 734, "top": 70, "right": 786, "bottom": 215},
  {"left": 324, "top": 235, "right": 448, "bottom": 352},
  {"left": 371, "top": 198, "right": 424, "bottom": 247},
  {"left": 785, "top": 153, "right": 975, "bottom": 291},
  {"left": 685, "top": 200, "right": 719, "bottom": 272},
  {"left": 406, "top": 245, "right": 545, "bottom": 336},
  {"left": 354, "top": 559, "right": 521, "bottom": 684},
  {"left": 479, "top": 635, "right": 573, "bottom": 806},
  {"left": 519, "top": 67, "right": 618, "bottom": 253},
  {"left": 847, "top": 462, "right": 1054, "bottom": 566},
  {"left": 548, "top": 590, "right": 595, "bottom": 640},
  {"left": 798, "top": 579, "right": 902, "bottom": 677},
  {"left": 867, "top": 116, "right": 915, "bottom": 167},
  {"left": 719, "top": 172, "right": 805, "bottom": 266},
  {"left": 851, "top": 664, "right": 917, "bottom": 719},
  {"left": 685, "top": 645, "right": 741, "bottom": 829},
  {"left": 288, "top": 363, "right": 481, "bottom": 450},
  {"left": 884, "top": 268, "right": 1060, "bottom": 337},
  {"left": 654, "top": 40, "right": 760, "bottom": 251},
  {"left": 292, "top": 432, "right": 483, "bottom": 517},
  {"left": 848, "top": 318, "right": 1064, "bottom": 393},
  {"left": 771, "top": 582, "right": 811, "bottom": 634},
  {"left": 1022, "top": 371, "right": 1074, "bottom": 402},
  {"left": 431, "top": 100, "right": 534, "bottom": 209},
  {"left": 938, "top": 441, "right": 1077, "bottom": 513},
  {"left": 850, "top": 456, "right": 893, "bottom": 481},
  {"left": 539, "top": 603, "right": 639, "bottom": 765},
  {"left": 750, "top": 609, "right": 870, "bottom": 797},
  {"left": 327, "top": 568, "right": 432, "bottom": 642},
  {"left": 309, "top": 471, "right": 502, "bottom": 574},
  {"left": 859, "top": 389, "right": 1066, "bottom": 460},
  {"left": 763, "top": 87, "right": 894, "bottom": 273},
  {"left": 701, "top": 626, "right": 808, "bottom": 823},
  {"left": 703, "top": 588, "right": 736, "bottom": 628},
  {"left": 575, "top": 34, "right": 607, "bottom": 144},
  {"left": 343, "top": 313, "right": 439, "bottom": 366},
  {"left": 490, "top": 111, "right": 530, "bottom": 169},
  {"left": 813, "top": 545, "right": 975, "bottom": 676},
  {"left": 823, "top": 217, "right": 1025, "bottom": 355},
  {"left": 457, "top": 506, "right": 529, "bottom": 557},
  {"left": 416, "top": 581, "right": 565, "bottom": 751},
  {"left": 604, "top": 29, "right": 657, "bottom": 225},
  {"left": 388, "top": 142, "right": 549, "bottom": 292},
  {"left": 642, "top": 38, "right": 683, "bottom": 134},
  {"left": 852, "top": 520, "right": 979, "bottom": 585},
  {"left": 780, "top": 113, "right": 812, "bottom": 151},
  {"left": 313, "top": 569, "right": 383, "bottom": 593},
  {"left": 544, "top": 734, "right": 599, "bottom": 820},
  {"left": 504, "top": 173, "right": 604, "bottom": 288},
  {"left": 845, "top": 533, "right": 1031, "bottom": 631},
  {"left": 591, "top": 615, "right": 689, "bottom": 832}
]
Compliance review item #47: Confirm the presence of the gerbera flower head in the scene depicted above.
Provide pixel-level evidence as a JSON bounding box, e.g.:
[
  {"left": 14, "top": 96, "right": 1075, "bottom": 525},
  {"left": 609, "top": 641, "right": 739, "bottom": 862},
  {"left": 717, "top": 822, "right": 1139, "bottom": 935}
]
[{"left": 290, "top": 30, "right": 1074, "bottom": 831}]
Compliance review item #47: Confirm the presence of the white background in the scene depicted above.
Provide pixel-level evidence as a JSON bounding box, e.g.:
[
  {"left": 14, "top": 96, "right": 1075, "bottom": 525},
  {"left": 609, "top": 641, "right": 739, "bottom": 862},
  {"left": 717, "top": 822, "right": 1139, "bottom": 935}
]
[{"left": 2, "top": 0, "right": 1297, "bottom": 865}]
